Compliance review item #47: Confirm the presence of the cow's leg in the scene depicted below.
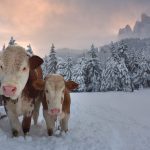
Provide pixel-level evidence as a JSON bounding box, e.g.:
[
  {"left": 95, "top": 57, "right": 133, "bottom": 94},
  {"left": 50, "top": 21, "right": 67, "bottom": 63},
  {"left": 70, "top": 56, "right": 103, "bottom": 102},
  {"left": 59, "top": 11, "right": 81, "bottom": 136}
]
[
  {"left": 43, "top": 110, "right": 55, "bottom": 136},
  {"left": 7, "top": 110, "right": 21, "bottom": 137},
  {"left": 33, "top": 98, "right": 41, "bottom": 125},
  {"left": 60, "top": 114, "right": 70, "bottom": 132},
  {"left": 22, "top": 115, "right": 32, "bottom": 135}
]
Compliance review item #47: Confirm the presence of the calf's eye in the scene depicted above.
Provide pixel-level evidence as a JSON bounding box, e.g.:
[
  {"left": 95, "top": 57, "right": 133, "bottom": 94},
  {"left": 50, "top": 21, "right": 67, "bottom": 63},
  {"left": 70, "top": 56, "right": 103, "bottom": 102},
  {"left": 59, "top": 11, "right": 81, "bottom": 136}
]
[
  {"left": 22, "top": 67, "right": 27, "bottom": 71},
  {"left": 0, "top": 66, "right": 3, "bottom": 70},
  {"left": 45, "top": 89, "right": 48, "bottom": 93}
]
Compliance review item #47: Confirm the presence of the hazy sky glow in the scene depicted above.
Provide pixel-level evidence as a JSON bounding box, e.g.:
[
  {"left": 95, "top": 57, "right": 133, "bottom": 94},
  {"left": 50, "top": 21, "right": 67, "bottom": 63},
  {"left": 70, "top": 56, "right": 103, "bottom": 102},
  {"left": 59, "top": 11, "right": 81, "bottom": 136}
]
[{"left": 0, "top": 0, "right": 150, "bottom": 56}]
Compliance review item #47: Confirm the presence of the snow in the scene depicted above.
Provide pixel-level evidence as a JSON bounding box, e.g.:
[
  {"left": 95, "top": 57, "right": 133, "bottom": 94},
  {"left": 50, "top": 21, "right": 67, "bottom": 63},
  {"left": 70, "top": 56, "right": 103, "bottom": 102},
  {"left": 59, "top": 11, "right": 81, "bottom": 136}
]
[{"left": 0, "top": 90, "right": 150, "bottom": 150}]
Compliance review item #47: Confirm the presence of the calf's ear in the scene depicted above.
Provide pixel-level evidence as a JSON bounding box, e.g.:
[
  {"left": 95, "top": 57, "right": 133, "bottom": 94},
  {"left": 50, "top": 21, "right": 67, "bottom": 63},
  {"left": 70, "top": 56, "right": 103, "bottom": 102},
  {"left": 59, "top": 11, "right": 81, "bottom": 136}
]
[
  {"left": 65, "top": 81, "right": 79, "bottom": 91},
  {"left": 29, "top": 55, "right": 43, "bottom": 70},
  {"left": 32, "top": 79, "right": 45, "bottom": 91}
]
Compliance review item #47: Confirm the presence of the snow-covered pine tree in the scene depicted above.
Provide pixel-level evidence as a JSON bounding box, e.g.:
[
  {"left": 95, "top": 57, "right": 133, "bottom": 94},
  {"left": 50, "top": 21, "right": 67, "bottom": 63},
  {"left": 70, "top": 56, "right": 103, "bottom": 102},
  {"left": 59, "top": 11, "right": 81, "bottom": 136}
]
[
  {"left": 47, "top": 43, "right": 58, "bottom": 74},
  {"left": 131, "top": 49, "right": 150, "bottom": 89},
  {"left": 83, "top": 44, "right": 102, "bottom": 92},
  {"left": 101, "top": 42, "right": 132, "bottom": 92},
  {"left": 117, "top": 40, "right": 130, "bottom": 71},
  {"left": 26, "top": 44, "right": 33, "bottom": 56},
  {"left": 8, "top": 36, "right": 16, "bottom": 46},
  {"left": 72, "top": 55, "right": 87, "bottom": 92},
  {"left": 101, "top": 43, "right": 120, "bottom": 91},
  {"left": 42, "top": 55, "right": 49, "bottom": 77},
  {"left": 60, "top": 57, "right": 73, "bottom": 80}
]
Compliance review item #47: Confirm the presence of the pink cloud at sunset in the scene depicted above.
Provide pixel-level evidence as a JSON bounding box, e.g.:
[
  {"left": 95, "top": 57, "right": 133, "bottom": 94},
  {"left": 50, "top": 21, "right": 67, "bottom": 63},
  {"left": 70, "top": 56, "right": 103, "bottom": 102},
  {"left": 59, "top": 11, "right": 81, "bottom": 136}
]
[{"left": 0, "top": 0, "right": 150, "bottom": 57}]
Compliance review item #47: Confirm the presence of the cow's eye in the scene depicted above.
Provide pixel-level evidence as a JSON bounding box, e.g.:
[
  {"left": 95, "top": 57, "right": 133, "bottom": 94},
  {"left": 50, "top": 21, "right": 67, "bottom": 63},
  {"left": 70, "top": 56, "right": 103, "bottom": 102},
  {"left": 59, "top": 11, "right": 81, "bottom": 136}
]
[
  {"left": 22, "top": 67, "right": 27, "bottom": 71},
  {"left": 45, "top": 89, "right": 48, "bottom": 93}
]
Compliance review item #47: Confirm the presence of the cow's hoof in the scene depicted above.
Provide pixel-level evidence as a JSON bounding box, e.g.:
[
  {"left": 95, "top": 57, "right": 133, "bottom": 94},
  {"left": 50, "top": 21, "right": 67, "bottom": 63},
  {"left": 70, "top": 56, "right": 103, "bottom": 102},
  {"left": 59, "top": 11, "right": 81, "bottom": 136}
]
[
  {"left": 23, "top": 128, "right": 29, "bottom": 135},
  {"left": 48, "top": 129, "right": 53, "bottom": 136},
  {"left": 65, "top": 129, "right": 68, "bottom": 133},
  {"left": 24, "top": 132, "right": 29, "bottom": 137},
  {"left": 12, "top": 129, "right": 19, "bottom": 137},
  {"left": 61, "top": 128, "right": 68, "bottom": 133}
]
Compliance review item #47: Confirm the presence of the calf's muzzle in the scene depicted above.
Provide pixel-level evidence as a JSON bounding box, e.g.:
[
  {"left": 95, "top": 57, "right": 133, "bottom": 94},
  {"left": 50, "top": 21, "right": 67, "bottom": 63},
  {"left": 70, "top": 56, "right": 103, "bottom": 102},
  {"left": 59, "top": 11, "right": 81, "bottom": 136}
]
[{"left": 48, "top": 108, "right": 60, "bottom": 116}]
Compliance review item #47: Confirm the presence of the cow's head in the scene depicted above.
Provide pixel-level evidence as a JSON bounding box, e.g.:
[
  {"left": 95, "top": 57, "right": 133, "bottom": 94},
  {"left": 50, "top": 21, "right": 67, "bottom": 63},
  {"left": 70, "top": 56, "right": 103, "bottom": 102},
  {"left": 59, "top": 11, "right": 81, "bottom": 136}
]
[
  {"left": 1, "top": 45, "right": 43, "bottom": 100},
  {"left": 33, "top": 74, "right": 78, "bottom": 117}
]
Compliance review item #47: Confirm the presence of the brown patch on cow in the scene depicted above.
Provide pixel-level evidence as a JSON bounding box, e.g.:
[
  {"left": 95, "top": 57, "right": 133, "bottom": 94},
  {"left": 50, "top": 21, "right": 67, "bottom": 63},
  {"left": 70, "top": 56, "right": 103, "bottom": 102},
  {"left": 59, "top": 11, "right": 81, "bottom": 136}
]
[
  {"left": 22, "top": 115, "right": 32, "bottom": 135},
  {"left": 23, "top": 67, "right": 43, "bottom": 99},
  {"left": 42, "top": 93, "right": 48, "bottom": 110},
  {"left": 32, "top": 79, "right": 45, "bottom": 91},
  {"left": 29, "top": 55, "right": 43, "bottom": 70},
  {"left": 62, "top": 89, "right": 71, "bottom": 114},
  {"left": 65, "top": 81, "right": 79, "bottom": 91}
]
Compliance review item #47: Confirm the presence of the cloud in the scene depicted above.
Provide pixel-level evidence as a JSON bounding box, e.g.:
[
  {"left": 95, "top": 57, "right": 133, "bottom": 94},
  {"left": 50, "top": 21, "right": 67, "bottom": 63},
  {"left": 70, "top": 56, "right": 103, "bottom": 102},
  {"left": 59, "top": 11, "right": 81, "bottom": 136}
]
[{"left": 0, "top": 0, "right": 150, "bottom": 57}]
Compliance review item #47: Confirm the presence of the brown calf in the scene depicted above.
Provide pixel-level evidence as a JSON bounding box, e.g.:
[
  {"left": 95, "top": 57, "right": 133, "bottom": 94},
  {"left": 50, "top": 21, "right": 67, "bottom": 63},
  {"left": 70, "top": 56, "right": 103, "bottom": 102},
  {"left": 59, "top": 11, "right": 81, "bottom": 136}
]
[{"left": 33, "top": 74, "right": 78, "bottom": 136}]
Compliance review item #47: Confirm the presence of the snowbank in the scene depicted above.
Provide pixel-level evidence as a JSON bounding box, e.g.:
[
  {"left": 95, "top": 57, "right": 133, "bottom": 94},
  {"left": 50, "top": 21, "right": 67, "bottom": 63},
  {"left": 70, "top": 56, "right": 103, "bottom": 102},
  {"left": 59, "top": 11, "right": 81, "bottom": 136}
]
[{"left": 0, "top": 90, "right": 150, "bottom": 150}]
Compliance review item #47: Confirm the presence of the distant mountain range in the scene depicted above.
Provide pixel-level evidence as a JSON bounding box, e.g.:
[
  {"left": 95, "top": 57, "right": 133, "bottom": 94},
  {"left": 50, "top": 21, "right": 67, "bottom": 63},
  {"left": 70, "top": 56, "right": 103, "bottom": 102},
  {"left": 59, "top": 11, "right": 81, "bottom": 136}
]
[{"left": 118, "top": 13, "right": 150, "bottom": 39}]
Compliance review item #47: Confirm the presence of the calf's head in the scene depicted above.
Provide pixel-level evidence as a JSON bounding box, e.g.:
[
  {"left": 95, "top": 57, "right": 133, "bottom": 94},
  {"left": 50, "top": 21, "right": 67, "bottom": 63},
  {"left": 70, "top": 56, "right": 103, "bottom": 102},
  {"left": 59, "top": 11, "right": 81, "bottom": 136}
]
[
  {"left": 1, "top": 45, "right": 43, "bottom": 100},
  {"left": 33, "top": 74, "right": 78, "bottom": 116}
]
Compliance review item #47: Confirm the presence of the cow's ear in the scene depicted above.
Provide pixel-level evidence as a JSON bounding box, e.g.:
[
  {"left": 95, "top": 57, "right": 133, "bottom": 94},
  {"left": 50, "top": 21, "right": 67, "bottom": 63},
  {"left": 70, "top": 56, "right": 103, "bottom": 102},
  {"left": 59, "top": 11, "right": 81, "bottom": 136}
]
[
  {"left": 65, "top": 81, "right": 79, "bottom": 91},
  {"left": 29, "top": 55, "right": 43, "bottom": 70},
  {"left": 32, "top": 79, "right": 45, "bottom": 91}
]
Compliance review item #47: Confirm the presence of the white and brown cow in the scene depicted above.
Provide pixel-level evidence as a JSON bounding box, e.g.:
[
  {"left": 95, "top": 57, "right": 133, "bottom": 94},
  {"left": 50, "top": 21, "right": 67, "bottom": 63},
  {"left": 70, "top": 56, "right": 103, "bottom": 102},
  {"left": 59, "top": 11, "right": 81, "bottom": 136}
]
[
  {"left": 0, "top": 45, "right": 43, "bottom": 137},
  {"left": 33, "top": 74, "right": 78, "bottom": 136}
]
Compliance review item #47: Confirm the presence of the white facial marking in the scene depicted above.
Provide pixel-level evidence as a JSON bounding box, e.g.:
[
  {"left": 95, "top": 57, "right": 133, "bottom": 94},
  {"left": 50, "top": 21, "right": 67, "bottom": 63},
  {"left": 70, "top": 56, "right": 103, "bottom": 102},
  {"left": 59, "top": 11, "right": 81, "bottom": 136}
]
[
  {"left": 1, "top": 46, "right": 30, "bottom": 100},
  {"left": 45, "top": 74, "right": 65, "bottom": 116}
]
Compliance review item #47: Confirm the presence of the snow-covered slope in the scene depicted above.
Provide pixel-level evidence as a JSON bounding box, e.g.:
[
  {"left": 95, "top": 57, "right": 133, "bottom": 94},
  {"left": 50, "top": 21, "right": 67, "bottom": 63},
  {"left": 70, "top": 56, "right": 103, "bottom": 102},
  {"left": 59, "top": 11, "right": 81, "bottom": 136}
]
[{"left": 0, "top": 90, "right": 150, "bottom": 150}]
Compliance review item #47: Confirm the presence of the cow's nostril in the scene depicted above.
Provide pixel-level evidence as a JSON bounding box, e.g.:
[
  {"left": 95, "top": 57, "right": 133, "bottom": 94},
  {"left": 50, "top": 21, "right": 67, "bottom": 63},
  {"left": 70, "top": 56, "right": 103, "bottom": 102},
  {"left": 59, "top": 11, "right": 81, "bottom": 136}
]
[
  {"left": 50, "top": 108, "right": 60, "bottom": 115},
  {"left": 3, "top": 87, "right": 6, "bottom": 91},
  {"left": 12, "top": 87, "right": 17, "bottom": 92}
]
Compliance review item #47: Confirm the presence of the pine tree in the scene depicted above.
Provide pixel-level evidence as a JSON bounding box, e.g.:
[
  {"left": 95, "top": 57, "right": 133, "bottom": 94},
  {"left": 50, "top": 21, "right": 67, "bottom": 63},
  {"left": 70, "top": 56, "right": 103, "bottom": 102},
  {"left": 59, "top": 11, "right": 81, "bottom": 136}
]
[
  {"left": 101, "top": 42, "right": 132, "bottom": 92},
  {"left": 117, "top": 40, "right": 130, "bottom": 70},
  {"left": 72, "top": 55, "right": 87, "bottom": 92},
  {"left": 131, "top": 50, "right": 150, "bottom": 89},
  {"left": 47, "top": 43, "right": 58, "bottom": 74},
  {"left": 57, "top": 56, "right": 73, "bottom": 80},
  {"left": 42, "top": 55, "right": 49, "bottom": 77},
  {"left": 8, "top": 36, "right": 16, "bottom": 46},
  {"left": 26, "top": 44, "right": 33, "bottom": 56},
  {"left": 83, "top": 44, "right": 102, "bottom": 92}
]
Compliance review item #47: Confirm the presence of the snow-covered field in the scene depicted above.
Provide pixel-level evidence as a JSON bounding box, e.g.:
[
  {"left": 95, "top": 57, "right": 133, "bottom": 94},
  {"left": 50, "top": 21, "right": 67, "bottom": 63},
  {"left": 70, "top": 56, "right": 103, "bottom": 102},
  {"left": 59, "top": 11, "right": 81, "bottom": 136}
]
[{"left": 0, "top": 90, "right": 150, "bottom": 150}]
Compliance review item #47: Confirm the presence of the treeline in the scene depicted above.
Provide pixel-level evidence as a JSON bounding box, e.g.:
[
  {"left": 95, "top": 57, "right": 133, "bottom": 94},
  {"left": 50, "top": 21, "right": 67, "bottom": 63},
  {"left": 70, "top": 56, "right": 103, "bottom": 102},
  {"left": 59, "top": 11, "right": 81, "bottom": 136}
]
[{"left": 42, "top": 39, "right": 150, "bottom": 92}]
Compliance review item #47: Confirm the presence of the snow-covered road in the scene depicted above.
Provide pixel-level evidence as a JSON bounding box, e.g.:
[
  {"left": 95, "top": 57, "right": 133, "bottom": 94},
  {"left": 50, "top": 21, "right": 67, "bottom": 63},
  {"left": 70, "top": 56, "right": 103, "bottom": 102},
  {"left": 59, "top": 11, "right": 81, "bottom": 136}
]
[{"left": 0, "top": 90, "right": 150, "bottom": 150}]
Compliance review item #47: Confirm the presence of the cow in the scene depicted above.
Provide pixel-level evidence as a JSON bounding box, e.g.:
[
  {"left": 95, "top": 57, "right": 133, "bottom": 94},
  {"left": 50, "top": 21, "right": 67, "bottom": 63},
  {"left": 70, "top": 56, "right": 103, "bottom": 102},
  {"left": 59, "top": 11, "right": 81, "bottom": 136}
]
[
  {"left": 0, "top": 45, "right": 43, "bottom": 137},
  {"left": 32, "top": 74, "right": 78, "bottom": 136}
]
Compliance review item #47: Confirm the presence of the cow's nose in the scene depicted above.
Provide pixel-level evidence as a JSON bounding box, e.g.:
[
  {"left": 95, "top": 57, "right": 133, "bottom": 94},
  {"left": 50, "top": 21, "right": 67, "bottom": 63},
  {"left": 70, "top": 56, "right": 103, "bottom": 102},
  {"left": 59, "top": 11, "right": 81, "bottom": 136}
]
[
  {"left": 49, "top": 108, "right": 60, "bottom": 115},
  {"left": 3, "top": 85, "right": 17, "bottom": 97}
]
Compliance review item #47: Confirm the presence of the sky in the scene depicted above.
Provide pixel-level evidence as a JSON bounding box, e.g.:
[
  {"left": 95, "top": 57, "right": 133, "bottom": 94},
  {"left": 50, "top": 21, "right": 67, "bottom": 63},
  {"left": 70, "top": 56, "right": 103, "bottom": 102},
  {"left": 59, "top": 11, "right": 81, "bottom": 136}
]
[{"left": 0, "top": 0, "right": 150, "bottom": 57}]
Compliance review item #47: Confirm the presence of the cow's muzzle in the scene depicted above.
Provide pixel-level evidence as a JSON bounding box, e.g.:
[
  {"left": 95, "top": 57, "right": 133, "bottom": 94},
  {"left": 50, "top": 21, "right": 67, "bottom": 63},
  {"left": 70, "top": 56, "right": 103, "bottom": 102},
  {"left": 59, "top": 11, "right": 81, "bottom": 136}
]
[
  {"left": 48, "top": 108, "right": 60, "bottom": 116},
  {"left": 2, "top": 85, "right": 17, "bottom": 97}
]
